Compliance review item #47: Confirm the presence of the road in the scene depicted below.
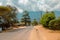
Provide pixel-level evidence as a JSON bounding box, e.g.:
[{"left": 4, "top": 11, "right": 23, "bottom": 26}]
[{"left": 0, "top": 26, "right": 46, "bottom": 40}]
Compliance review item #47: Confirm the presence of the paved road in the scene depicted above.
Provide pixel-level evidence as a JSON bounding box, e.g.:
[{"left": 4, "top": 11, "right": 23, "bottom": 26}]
[{"left": 0, "top": 26, "right": 46, "bottom": 40}]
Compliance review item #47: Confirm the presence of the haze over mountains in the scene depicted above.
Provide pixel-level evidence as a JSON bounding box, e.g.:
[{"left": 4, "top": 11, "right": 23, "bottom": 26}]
[{"left": 17, "top": 11, "right": 60, "bottom": 22}]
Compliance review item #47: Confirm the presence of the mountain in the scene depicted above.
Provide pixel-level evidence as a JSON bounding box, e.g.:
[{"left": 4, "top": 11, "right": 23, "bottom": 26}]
[{"left": 17, "top": 11, "right": 60, "bottom": 22}]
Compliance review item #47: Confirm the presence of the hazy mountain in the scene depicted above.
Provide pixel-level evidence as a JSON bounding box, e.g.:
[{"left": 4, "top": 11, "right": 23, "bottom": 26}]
[{"left": 17, "top": 11, "right": 60, "bottom": 22}]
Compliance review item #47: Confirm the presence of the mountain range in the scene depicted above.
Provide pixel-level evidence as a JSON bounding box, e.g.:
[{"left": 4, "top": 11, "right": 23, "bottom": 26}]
[{"left": 17, "top": 11, "right": 60, "bottom": 22}]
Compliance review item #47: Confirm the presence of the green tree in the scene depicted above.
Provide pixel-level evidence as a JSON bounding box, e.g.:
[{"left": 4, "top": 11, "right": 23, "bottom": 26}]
[
  {"left": 49, "top": 18, "right": 60, "bottom": 30},
  {"left": 6, "top": 5, "right": 18, "bottom": 26},
  {"left": 32, "top": 19, "right": 38, "bottom": 26},
  {"left": 21, "top": 11, "right": 31, "bottom": 26},
  {"left": 40, "top": 11, "right": 55, "bottom": 28},
  {"left": 0, "top": 5, "right": 18, "bottom": 30},
  {"left": 0, "top": 6, "right": 12, "bottom": 30}
]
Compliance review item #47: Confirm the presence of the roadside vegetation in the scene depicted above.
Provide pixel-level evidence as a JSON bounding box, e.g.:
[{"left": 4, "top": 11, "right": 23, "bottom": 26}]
[
  {"left": 20, "top": 11, "right": 31, "bottom": 26},
  {"left": 40, "top": 11, "right": 60, "bottom": 30},
  {"left": 0, "top": 5, "right": 31, "bottom": 32},
  {"left": 0, "top": 5, "right": 18, "bottom": 31},
  {"left": 0, "top": 5, "right": 60, "bottom": 31},
  {"left": 49, "top": 18, "right": 60, "bottom": 30},
  {"left": 32, "top": 19, "right": 38, "bottom": 26}
]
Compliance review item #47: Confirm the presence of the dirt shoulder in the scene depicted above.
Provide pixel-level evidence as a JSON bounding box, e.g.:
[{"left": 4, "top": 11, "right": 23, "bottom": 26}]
[{"left": 35, "top": 25, "right": 60, "bottom": 40}]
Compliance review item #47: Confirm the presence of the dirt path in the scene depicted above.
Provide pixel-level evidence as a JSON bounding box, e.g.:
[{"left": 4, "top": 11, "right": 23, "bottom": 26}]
[{"left": 34, "top": 25, "right": 60, "bottom": 40}]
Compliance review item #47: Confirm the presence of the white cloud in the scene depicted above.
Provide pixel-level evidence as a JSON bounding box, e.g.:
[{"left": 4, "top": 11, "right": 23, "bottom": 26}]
[
  {"left": 6, "top": 0, "right": 60, "bottom": 11},
  {"left": 52, "top": 3, "right": 60, "bottom": 11},
  {"left": 0, "top": 2, "right": 2, "bottom": 6},
  {"left": 6, "top": 2, "right": 11, "bottom": 5},
  {"left": 26, "top": 0, "right": 52, "bottom": 11},
  {"left": 18, "top": 8, "right": 23, "bottom": 13},
  {"left": 10, "top": 1, "right": 24, "bottom": 13},
  {"left": 10, "top": 0, "right": 60, "bottom": 11},
  {"left": 6, "top": 0, "right": 12, "bottom": 5},
  {"left": 0, "top": 0, "right": 60, "bottom": 11},
  {"left": 7, "top": 0, "right": 11, "bottom": 2},
  {"left": 18, "top": 0, "right": 28, "bottom": 5}
]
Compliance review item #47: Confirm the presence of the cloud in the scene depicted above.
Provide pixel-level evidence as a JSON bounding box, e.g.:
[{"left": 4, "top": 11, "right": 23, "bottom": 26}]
[
  {"left": 52, "top": 3, "right": 60, "bottom": 11},
  {"left": 17, "top": 0, "right": 60, "bottom": 11},
  {"left": 0, "top": 2, "right": 2, "bottom": 5},
  {"left": 18, "top": 8, "right": 23, "bottom": 13},
  {"left": 0, "top": 0, "right": 60, "bottom": 11},
  {"left": 18, "top": 0, "right": 28, "bottom": 5}
]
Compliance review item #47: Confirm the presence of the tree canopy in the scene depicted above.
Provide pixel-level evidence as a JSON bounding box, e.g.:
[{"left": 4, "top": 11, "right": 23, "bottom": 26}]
[
  {"left": 21, "top": 11, "right": 31, "bottom": 26},
  {"left": 32, "top": 19, "right": 38, "bottom": 26},
  {"left": 40, "top": 11, "right": 55, "bottom": 27},
  {"left": 0, "top": 5, "right": 18, "bottom": 30}
]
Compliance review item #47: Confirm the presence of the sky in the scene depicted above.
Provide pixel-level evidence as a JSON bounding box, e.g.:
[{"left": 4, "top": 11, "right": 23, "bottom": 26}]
[
  {"left": 0, "top": 0, "right": 60, "bottom": 13},
  {"left": 0, "top": 0, "right": 60, "bottom": 21}
]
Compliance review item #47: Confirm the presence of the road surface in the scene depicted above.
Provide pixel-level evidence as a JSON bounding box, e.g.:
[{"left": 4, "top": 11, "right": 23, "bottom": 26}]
[{"left": 0, "top": 26, "right": 46, "bottom": 40}]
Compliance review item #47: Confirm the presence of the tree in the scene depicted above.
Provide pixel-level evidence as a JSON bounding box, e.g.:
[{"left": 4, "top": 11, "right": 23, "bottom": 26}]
[
  {"left": 0, "top": 6, "right": 11, "bottom": 17},
  {"left": 32, "top": 19, "right": 38, "bottom": 26},
  {"left": 6, "top": 5, "right": 18, "bottom": 26},
  {"left": 0, "top": 6, "right": 12, "bottom": 30},
  {"left": 0, "top": 5, "right": 18, "bottom": 30},
  {"left": 40, "top": 11, "right": 55, "bottom": 28},
  {"left": 49, "top": 18, "right": 60, "bottom": 30},
  {"left": 21, "top": 11, "right": 31, "bottom": 26}
]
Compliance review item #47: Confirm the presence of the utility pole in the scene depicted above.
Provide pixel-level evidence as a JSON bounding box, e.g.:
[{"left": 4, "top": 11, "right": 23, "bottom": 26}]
[
  {"left": 41, "top": 11, "right": 42, "bottom": 18},
  {"left": 39, "top": 11, "right": 42, "bottom": 24}
]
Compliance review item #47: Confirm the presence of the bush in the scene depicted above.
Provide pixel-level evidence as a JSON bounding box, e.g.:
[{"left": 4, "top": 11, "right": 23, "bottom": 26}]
[
  {"left": 32, "top": 19, "right": 38, "bottom": 26},
  {"left": 40, "top": 11, "right": 55, "bottom": 28},
  {"left": 49, "top": 18, "right": 60, "bottom": 30}
]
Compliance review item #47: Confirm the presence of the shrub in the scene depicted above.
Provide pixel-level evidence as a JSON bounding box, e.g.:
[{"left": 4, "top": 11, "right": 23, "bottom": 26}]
[
  {"left": 32, "top": 19, "right": 38, "bottom": 26},
  {"left": 40, "top": 11, "right": 55, "bottom": 28},
  {"left": 49, "top": 18, "right": 60, "bottom": 30}
]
